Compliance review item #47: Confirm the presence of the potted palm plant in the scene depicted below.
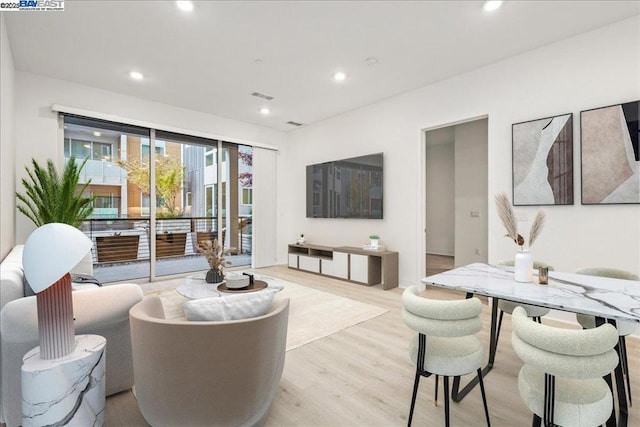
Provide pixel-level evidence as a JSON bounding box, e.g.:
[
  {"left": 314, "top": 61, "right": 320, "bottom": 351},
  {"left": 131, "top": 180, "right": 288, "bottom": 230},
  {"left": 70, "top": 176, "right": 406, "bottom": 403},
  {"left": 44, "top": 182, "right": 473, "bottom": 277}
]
[{"left": 16, "top": 157, "right": 94, "bottom": 227}]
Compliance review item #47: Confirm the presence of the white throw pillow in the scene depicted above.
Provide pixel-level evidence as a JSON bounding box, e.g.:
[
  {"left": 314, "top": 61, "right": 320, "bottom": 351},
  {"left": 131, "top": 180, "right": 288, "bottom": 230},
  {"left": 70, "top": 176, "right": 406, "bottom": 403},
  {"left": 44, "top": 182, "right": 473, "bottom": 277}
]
[{"left": 183, "top": 289, "right": 276, "bottom": 321}]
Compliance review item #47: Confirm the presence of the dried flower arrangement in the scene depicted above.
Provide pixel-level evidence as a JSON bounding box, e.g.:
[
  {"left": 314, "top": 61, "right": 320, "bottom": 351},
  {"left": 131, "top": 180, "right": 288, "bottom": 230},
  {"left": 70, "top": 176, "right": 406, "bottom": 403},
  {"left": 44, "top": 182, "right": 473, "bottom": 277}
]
[
  {"left": 494, "top": 192, "right": 545, "bottom": 249},
  {"left": 196, "top": 239, "right": 233, "bottom": 274}
]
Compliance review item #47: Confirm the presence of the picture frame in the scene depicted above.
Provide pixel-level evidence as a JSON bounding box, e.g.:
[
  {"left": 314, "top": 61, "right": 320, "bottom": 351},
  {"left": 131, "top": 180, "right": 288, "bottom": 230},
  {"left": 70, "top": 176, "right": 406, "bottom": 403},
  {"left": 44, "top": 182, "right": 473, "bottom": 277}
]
[
  {"left": 580, "top": 100, "right": 639, "bottom": 205},
  {"left": 512, "top": 113, "right": 573, "bottom": 206}
]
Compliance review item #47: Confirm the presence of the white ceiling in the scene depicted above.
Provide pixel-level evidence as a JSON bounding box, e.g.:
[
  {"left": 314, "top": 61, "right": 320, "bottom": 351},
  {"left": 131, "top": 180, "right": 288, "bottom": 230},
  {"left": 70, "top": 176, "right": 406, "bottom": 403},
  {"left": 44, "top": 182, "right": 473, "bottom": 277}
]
[{"left": 5, "top": 1, "right": 639, "bottom": 132}]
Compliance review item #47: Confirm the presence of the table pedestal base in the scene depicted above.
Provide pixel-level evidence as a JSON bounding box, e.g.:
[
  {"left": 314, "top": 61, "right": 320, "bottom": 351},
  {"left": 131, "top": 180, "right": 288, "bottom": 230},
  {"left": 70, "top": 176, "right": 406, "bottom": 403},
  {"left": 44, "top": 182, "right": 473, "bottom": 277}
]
[{"left": 21, "top": 334, "right": 106, "bottom": 427}]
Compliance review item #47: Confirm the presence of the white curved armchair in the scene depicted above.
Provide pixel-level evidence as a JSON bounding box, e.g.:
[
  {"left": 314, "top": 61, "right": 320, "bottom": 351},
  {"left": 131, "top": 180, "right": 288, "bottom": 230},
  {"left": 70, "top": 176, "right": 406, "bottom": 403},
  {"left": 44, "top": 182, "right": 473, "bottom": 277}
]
[
  {"left": 494, "top": 260, "right": 554, "bottom": 352},
  {"left": 574, "top": 267, "right": 639, "bottom": 408},
  {"left": 402, "top": 286, "right": 490, "bottom": 426},
  {"left": 511, "top": 306, "right": 619, "bottom": 426},
  {"left": 130, "top": 295, "right": 289, "bottom": 427}
]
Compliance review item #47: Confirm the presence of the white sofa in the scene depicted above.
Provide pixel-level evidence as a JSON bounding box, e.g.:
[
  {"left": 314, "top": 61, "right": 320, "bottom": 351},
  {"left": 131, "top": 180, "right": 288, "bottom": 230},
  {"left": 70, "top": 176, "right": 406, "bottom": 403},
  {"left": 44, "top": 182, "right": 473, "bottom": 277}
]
[{"left": 0, "top": 245, "right": 143, "bottom": 427}]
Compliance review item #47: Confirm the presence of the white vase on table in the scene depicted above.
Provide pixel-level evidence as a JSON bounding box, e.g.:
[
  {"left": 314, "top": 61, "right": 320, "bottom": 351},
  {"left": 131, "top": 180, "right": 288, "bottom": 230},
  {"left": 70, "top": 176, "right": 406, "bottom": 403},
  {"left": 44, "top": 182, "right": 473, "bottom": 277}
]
[{"left": 514, "top": 249, "right": 533, "bottom": 283}]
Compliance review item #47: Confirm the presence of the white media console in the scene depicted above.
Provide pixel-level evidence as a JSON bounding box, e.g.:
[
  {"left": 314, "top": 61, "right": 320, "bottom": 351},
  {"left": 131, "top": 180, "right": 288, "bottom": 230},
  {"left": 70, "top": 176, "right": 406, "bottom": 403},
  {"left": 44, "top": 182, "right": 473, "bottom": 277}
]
[{"left": 287, "top": 243, "right": 399, "bottom": 290}]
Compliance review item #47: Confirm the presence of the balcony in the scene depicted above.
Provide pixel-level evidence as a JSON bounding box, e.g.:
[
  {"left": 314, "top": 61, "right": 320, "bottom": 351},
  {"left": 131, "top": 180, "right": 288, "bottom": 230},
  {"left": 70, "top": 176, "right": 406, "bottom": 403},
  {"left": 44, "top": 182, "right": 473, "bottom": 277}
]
[
  {"left": 66, "top": 158, "right": 127, "bottom": 185},
  {"left": 81, "top": 217, "right": 252, "bottom": 283}
]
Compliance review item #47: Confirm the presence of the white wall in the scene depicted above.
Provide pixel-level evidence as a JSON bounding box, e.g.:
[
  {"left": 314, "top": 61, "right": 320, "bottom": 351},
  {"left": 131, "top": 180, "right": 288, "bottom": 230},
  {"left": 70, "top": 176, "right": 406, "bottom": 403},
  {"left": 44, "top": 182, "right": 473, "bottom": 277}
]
[
  {"left": 425, "top": 129, "right": 454, "bottom": 256},
  {"left": 13, "top": 72, "right": 286, "bottom": 243},
  {"left": 454, "top": 119, "right": 488, "bottom": 267},
  {"left": 282, "top": 16, "right": 640, "bottom": 286},
  {"left": 0, "top": 14, "right": 15, "bottom": 259}
]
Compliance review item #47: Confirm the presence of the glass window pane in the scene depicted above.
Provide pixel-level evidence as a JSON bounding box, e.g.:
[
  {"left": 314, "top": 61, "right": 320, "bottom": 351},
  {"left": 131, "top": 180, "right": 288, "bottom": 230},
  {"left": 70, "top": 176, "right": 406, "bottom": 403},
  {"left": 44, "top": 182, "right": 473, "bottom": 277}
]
[
  {"left": 71, "top": 139, "right": 91, "bottom": 158},
  {"left": 63, "top": 117, "right": 151, "bottom": 284}
]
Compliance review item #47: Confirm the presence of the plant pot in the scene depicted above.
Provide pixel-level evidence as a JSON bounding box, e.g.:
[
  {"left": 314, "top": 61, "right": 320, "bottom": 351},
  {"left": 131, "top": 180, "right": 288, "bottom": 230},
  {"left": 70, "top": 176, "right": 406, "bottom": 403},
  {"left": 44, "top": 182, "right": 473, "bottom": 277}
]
[
  {"left": 96, "top": 235, "right": 140, "bottom": 263},
  {"left": 156, "top": 232, "right": 187, "bottom": 258},
  {"left": 370, "top": 239, "right": 379, "bottom": 248},
  {"left": 205, "top": 269, "right": 224, "bottom": 284}
]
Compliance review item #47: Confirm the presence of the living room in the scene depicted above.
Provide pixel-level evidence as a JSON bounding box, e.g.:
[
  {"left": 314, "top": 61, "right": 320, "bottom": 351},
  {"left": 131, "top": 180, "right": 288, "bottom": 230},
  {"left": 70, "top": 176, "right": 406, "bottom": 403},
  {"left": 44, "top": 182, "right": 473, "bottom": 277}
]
[{"left": 1, "top": 1, "right": 639, "bottom": 426}]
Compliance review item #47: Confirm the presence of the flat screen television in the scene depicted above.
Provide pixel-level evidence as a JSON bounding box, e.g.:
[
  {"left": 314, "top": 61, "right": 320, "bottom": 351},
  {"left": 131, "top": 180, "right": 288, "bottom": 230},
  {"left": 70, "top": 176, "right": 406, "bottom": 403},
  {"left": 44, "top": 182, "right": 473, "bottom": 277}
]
[{"left": 306, "top": 153, "right": 383, "bottom": 219}]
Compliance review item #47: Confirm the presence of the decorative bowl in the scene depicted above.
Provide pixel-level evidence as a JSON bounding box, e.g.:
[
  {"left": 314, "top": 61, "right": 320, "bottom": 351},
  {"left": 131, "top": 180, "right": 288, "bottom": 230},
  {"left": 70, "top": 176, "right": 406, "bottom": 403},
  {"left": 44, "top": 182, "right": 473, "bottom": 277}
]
[{"left": 225, "top": 273, "right": 250, "bottom": 289}]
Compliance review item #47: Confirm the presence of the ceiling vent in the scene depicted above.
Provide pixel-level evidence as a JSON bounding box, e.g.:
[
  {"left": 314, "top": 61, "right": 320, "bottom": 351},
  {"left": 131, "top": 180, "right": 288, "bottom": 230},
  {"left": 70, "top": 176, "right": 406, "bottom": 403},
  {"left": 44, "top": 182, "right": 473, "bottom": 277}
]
[
  {"left": 251, "top": 92, "right": 274, "bottom": 101},
  {"left": 286, "top": 121, "right": 304, "bottom": 127}
]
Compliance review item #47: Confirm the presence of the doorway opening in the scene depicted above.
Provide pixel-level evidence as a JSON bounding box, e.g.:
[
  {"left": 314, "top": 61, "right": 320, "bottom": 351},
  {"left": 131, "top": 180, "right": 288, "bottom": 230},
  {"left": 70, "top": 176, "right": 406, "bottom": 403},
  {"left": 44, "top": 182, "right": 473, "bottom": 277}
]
[{"left": 424, "top": 117, "right": 488, "bottom": 276}]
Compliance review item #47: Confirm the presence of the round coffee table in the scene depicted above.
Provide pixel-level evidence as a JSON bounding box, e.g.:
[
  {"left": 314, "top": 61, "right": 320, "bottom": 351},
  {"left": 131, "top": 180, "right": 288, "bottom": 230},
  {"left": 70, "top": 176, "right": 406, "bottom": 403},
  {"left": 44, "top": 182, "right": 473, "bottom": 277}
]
[
  {"left": 176, "top": 274, "right": 221, "bottom": 299},
  {"left": 176, "top": 272, "right": 284, "bottom": 299}
]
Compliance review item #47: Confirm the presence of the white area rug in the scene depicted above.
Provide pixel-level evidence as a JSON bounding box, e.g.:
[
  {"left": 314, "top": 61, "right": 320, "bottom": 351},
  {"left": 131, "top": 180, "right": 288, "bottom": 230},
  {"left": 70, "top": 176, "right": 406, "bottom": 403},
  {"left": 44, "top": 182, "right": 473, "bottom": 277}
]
[{"left": 141, "top": 278, "right": 388, "bottom": 351}]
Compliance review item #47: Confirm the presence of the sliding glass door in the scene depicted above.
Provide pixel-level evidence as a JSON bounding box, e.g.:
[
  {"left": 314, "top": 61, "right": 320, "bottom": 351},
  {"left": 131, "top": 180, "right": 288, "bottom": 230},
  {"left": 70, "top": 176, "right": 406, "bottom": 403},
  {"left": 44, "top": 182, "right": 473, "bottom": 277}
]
[
  {"left": 64, "top": 115, "right": 152, "bottom": 283},
  {"left": 63, "top": 115, "right": 253, "bottom": 283}
]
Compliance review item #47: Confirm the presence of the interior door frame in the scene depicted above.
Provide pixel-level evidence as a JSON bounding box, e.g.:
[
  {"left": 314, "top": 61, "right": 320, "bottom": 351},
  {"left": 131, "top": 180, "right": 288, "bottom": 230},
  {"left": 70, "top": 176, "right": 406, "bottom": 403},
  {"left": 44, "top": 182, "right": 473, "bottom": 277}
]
[{"left": 418, "top": 114, "right": 488, "bottom": 278}]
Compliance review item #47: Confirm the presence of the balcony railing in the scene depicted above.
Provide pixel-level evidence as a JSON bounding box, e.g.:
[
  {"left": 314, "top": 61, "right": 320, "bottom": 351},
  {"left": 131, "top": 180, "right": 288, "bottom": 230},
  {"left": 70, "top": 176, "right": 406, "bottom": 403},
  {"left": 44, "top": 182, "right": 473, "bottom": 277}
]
[{"left": 66, "top": 158, "right": 127, "bottom": 185}]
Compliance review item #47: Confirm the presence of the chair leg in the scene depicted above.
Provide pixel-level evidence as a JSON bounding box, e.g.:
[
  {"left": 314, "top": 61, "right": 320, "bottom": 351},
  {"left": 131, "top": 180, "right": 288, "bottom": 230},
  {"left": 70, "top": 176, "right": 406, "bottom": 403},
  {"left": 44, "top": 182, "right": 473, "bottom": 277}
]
[
  {"left": 408, "top": 371, "right": 421, "bottom": 426},
  {"left": 444, "top": 376, "right": 450, "bottom": 427},
  {"left": 477, "top": 368, "right": 491, "bottom": 426},
  {"left": 532, "top": 414, "right": 542, "bottom": 427},
  {"left": 434, "top": 375, "right": 439, "bottom": 406},
  {"left": 495, "top": 310, "right": 505, "bottom": 349},
  {"left": 620, "top": 336, "right": 632, "bottom": 407},
  {"left": 535, "top": 316, "right": 542, "bottom": 324}
]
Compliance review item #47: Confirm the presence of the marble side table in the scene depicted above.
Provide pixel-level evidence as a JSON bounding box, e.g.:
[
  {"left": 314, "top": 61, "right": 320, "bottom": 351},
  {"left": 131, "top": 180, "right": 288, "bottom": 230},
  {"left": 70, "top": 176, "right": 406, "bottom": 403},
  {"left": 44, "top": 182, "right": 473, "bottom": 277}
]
[{"left": 21, "top": 334, "right": 106, "bottom": 427}]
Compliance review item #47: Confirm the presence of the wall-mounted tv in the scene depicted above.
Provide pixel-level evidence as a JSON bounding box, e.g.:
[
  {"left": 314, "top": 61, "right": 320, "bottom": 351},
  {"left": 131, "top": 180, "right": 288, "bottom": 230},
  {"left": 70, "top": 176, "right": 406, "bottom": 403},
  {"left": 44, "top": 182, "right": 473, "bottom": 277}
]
[{"left": 306, "top": 153, "right": 383, "bottom": 219}]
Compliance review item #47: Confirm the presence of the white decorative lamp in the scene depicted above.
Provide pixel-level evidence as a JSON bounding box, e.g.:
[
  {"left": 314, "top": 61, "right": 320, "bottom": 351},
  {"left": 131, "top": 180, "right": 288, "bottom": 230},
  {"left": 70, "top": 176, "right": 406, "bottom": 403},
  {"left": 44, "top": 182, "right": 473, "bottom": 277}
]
[
  {"left": 21, "top": 223, "right": 106, "bottom": 427},
  {"left": 22, "top": 223, "right": 92, "bottom": 359}
]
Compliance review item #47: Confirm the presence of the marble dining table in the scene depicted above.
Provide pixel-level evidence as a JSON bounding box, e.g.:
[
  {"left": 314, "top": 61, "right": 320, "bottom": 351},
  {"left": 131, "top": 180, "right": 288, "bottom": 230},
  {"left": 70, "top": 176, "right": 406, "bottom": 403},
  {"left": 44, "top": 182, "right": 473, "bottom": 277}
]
[{"left": 422, "top": 263, "right": 640, "bottom": 427}]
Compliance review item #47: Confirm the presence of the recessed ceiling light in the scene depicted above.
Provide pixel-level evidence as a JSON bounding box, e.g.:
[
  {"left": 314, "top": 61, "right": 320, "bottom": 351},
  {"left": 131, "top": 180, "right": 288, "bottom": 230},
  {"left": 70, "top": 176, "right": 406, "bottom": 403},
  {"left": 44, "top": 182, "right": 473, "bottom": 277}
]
[
  {"left": 129, "top": 71, "right": 144, "bottom": 80},
  {"left": 260, "top": 107, "right": 270, "bottom": 115},
  {"left": 93, "top": 131, "right": 101, "bottom": 137},
  {"left": 176, "top": 1, "right": 194, "bottom": 12},
  {"left": 333, "top": 71, "right": 346, "bottom": 82},
  {"left": 483, "top": 1, "right": 503, "bottom": 12},
  {"left": 365, "top": 57, "right": 378, "bottom": 66}
]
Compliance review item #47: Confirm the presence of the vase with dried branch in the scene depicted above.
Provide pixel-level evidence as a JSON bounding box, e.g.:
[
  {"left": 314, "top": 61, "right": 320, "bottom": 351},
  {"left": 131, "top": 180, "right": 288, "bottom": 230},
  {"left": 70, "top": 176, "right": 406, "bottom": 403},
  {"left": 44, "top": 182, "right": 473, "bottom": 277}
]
[
  {"left": 196, "top": 239, "right": 233, "bottom": 283},
  {"left": 494, "top": 192, "right": 546, "bottom": 282}
]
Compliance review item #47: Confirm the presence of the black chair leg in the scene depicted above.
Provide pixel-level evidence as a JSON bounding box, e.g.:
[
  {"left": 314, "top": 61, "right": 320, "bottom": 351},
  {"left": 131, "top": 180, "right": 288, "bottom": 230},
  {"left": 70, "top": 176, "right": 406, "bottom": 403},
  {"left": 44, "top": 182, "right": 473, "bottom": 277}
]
[
  {"left": 408, "top": 370, "right": 421, "bottom": 426},
  {"left": 434, "top": 375, "right": 439, "bottom": 406},
  {"left": 532, "top": 414, "right": 542, "bottom": 427},
  {"left": 620, "top": 336, "right": 632, "bottom": 407},
  {"left": 477, "top": 368, "right": 491, "bottom": 426},
  {"left": 444, "top": 376, "right": 450, "bottom": 427},
  {"left": 495, "top": 310, "right": 505, "bottom": 349}
]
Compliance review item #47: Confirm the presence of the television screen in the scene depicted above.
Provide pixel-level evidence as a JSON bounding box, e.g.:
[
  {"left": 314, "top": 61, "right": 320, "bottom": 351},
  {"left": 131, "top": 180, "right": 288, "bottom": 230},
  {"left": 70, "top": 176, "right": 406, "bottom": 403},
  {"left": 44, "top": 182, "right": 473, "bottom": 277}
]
[{"left": 306, "top": 153, "right": 383, "bottom": 218}]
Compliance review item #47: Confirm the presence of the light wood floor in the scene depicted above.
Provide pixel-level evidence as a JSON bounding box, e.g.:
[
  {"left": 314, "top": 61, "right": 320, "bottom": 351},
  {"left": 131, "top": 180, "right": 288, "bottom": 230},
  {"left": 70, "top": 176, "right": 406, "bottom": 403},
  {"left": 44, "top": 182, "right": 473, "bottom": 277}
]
[
  {"left": 426, "top": 253, "right": 454, "bottom": 276},
  {"left": 106, "top": 265, "right": 639, "bottom": 426}
]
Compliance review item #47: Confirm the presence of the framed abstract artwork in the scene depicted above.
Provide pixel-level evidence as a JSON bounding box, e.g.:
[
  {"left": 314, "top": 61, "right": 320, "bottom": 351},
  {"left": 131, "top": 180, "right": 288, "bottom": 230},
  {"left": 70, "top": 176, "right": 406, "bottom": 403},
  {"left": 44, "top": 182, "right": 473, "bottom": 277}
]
[
  {"left": 512, "top": 113, "right": 573, "bottom": 206},
  {"left": 581, "top": 100, "right": 639, "bottom": 204}
]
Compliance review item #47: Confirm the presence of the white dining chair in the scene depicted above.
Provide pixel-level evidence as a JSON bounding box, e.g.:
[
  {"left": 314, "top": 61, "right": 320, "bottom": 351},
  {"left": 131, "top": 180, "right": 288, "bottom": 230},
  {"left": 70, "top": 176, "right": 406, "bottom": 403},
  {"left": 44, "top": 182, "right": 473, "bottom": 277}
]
[
  {"left": 494, "top": 260, "right": 554, "bottom": 351},
  {"left": 511, "top": 306, "right": 619, "bottom": 426},
  {"left": 402, "top": 286, "right": 491, "bottom": 426},
  {"left": 574, "top": 267, "right": 639, "bottom": 408}
]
